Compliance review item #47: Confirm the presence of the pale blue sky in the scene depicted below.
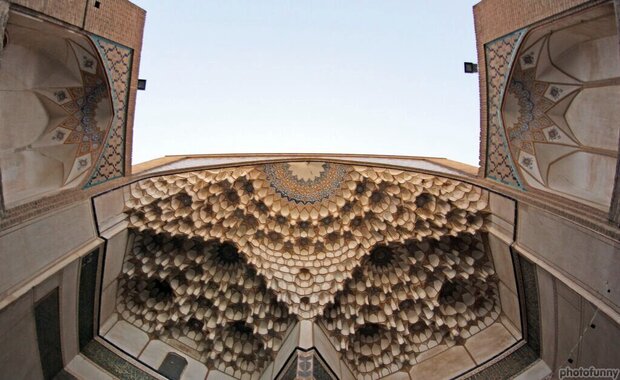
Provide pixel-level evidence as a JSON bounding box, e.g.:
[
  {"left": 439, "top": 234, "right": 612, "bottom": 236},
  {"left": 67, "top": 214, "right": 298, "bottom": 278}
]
[{"left": 131, "top": 1, "right": 481, "bottom": 165}]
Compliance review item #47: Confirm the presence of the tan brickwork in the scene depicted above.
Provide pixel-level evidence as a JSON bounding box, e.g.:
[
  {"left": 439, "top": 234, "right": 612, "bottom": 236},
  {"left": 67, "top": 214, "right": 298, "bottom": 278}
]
[
  {"left": 473, "top": 0, "right": 594, "bottom": 45},
  {"left": 83, "top": 0, "right": 144, "bottom": 49},
  {"left": 125, "top": 45, "right": 141, "bottom": 174},
  {"left": 473, "top": 0, "right": 598, "bottom": 177},
  {"left": 9, "top": 0, "right": 87, "bottom": 27}
]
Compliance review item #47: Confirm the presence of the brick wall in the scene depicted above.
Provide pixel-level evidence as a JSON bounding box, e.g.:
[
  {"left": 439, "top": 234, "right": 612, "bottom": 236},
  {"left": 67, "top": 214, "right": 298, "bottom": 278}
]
[{"left": 9, "top": 0, "right": 87, "bottom": 27}]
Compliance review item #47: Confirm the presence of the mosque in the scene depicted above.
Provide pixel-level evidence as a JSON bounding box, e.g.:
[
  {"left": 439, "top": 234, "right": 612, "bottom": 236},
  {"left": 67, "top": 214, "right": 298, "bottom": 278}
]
[{"left": 0, "top": 0, "right": 618, "bottom": 379}]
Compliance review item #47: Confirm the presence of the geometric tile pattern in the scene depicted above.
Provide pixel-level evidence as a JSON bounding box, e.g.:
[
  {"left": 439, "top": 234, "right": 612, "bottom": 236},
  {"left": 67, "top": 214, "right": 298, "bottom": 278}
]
[
  {"left": 484, "top": 30, "right": 526, "bottom": 189},
  {"left": 503, "top": 42, "right": 567, "bottom": 186},
  {"left": 265, "top": 163, "right": 348, "bottom": 204},
  {"left": 20, "top": 38, "right": 111, "bottom": 187},
  {"left": 84, "top": 35, "right": 133, "bottom": 188}
]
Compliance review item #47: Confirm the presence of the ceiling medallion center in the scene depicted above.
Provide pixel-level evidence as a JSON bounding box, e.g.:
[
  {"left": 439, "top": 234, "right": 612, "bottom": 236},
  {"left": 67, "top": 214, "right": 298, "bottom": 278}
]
[{"left": 264, "top": 162, "right": 348, "bottom": 204}]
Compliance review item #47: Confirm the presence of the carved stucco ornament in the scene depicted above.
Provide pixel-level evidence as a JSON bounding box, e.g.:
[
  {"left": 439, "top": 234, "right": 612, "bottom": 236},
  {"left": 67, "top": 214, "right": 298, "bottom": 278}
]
[{"left": 120, "top": 162, "right": 500, "bottom": 378}]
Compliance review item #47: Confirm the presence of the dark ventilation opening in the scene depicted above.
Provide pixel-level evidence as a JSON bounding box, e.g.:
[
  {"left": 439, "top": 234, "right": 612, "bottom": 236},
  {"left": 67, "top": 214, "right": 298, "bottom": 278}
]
[
  {"left": 341, "top": 202, "right": 353, "bottom": 212},
  {"left": 94, "top": 1, "right": 101, "bottom": 8},
  {"left": 415, "top": 219, "right": 427, "bottom": 229},
  {"left": 357, "top": 323, "right": 381, "bottom": 339},
  {"left": 438, "top": 281, "right": 460, "bottom": 303},
  {"left": 466, "top": 213, "right": 478, "bottom": 224},
  {"left": 196, "top": 297, "right": 213, "bottom": 309},
  {"left": 409, "top": 321, "right": 427, "bottom": 333},
  {"left": 398, "top": 299, "right": 415, "bottom": 310},
  {"left": 242, "top": 180, "right": 254, "bottom": 193},
  {"left": 368, "top": 245, "right": 393, "bottom": 268},
  {"left": 217, "top": 242, "right": 240, "bottom": 264},
  {"left": 176, "top": 192, "right": 192, "bottom": 207},
  {"left": 370, "top": 191, "right": 383, "bottom": 203},
  {"left": 415, "top": 193, "right": 433, "bottom": 208},
  {"left": 230, "top": 321, "right": 253, "bottom": 336},
  {"left": 148, "top": 278, "right": 173, "bottom": 302},
  {"left": 187, "top": 318, "right": 204, "bottom": 332},
  {"left": 158, "top": 352, "right": 188, "bottom": 380},
  {"left": 298, "top": 237, "right": 310, "bottom": 248},
  {"left": 225, "top": 190, "right": 239, "bottom": 203},
  {"left": 256, "top": 201, "right": 268, "bottom": 213}
]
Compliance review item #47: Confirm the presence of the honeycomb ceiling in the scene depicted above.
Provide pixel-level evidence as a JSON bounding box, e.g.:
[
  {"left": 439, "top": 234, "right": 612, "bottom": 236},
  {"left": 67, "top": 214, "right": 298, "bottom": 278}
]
[{"left": 120, "top": 162, "right": 500, "bottom": 379}]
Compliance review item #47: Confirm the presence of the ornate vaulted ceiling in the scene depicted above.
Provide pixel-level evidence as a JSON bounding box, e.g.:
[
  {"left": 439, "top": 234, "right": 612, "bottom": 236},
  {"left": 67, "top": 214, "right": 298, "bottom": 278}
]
[
  {"left": 3, "top": 1, "right": 619, "bottom": 380},
  {"left": 0, "top": 11, "right": 133, "bottom": 209},
  {"left": 488, "top": 4, "right": 619, "bottom": 210},
  {"left": 0, "top": 12, "right": 111, "bottom": 205},
  {"left": 118, "top": 161, "right": 502, "bottom": 379}
]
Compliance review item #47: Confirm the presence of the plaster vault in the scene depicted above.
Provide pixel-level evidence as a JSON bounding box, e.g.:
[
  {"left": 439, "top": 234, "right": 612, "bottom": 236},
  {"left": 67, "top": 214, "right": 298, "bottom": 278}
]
[
  {"left": 499, "top": 4, "right": 620, "bottom": 209},
  {"left": 0, "top": 12, "right": 113, "bottom": 206}
]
